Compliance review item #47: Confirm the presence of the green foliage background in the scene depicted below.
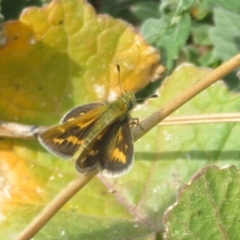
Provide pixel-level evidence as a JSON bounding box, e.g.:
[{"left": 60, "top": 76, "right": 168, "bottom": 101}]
[{"left": 1, "top": 1, "right": 240, "bottom": 240}]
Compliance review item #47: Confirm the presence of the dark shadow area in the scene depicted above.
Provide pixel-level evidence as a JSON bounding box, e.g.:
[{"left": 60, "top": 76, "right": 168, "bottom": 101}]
[{"left": 1, "top": 0, "right": 42, "bottom": 20}]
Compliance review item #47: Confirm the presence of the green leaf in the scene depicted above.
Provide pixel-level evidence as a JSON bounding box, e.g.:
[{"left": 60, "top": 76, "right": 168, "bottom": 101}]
[
  {"left": 191, "top": 23, "right": 212, "bottom": 46},
  {"left": 164, "top": 165, "right": 240, "bottom": 240},
  {"left": 198, "top": 51, "right": 219, "bottom": 67},
  {"left": 140, "top": 18, "right": 164, "bottom": 44},
  {"left": 130, "top": 2, "right": 161, "bottom": 22},
  {"left": 209, "top": 8, "right": 240, "bottom": 61},
  {"left": 175, "top": 0, "right": 195, "bottom": 15},
  {"left": 160, "top": 0, "right": 195, "bottom": 15},
  {"left": 141, "top": 13, "right": 191, "bottom": 70},
  {"left": 189, "top": 0, "right": 211, "bottom": 20},
  {"left": 206, "top": 0, "right": 240, "bottom": 14}
]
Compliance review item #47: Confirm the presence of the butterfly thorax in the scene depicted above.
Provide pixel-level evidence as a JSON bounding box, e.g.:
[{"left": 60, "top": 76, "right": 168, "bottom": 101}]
[{"left": 108, "top": 91, "right": 136, "bottom": 120}]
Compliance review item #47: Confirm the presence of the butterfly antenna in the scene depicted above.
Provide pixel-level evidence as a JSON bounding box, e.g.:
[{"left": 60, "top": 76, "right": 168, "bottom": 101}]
[
  {"left": 136, "top": 94, "right": 158, "bottom": 102},
  {"left": 117, "top": 64, "right": 123, "bottom": 94}
]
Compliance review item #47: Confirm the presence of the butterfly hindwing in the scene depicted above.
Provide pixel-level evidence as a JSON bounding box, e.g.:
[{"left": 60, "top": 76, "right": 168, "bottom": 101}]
[
  {"left": 100, "top": 120, "right": 134, "bottom": 176},
  {"left": 38, "top": 103, "right": 107, "bottom": 159},
  {"left": 75, "top": 119, "right": 134, "bottom": 176}
]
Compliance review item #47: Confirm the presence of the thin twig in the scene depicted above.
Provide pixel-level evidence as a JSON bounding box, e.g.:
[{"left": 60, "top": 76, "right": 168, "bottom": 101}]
[
  {"left": 159, "top": 113, "right": 240, "bottom": 125},
  {"left": 0, "top": 121, "right": 47, "bottom": 138}
]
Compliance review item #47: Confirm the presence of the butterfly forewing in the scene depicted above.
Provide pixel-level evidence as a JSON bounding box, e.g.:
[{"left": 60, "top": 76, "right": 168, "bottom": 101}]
[
  {"left": 38, "top": 104, "right": 107, "bottom": 158},
  {"left": 61, "top": 103, "right": 105, "bottom": 123}
]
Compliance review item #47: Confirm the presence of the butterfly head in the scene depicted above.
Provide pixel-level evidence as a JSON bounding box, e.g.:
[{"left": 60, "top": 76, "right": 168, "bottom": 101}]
[{"left": 120, "top": 91, "right": 137, "bottom": 111}]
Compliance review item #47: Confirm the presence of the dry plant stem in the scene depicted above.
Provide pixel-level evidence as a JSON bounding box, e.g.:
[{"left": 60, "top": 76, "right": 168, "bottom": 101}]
[
  {"left": 0, "top": 122, "right": 47, "bottom": 138},
  {"left": 15, "top": 170, "right": 98, "bottom": 240},
  {"left": 132, "top": 53, "right": 240, "bottom": 141},
  {"left": 161, "top": 113, "right": 240, "bottom": 125}
]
